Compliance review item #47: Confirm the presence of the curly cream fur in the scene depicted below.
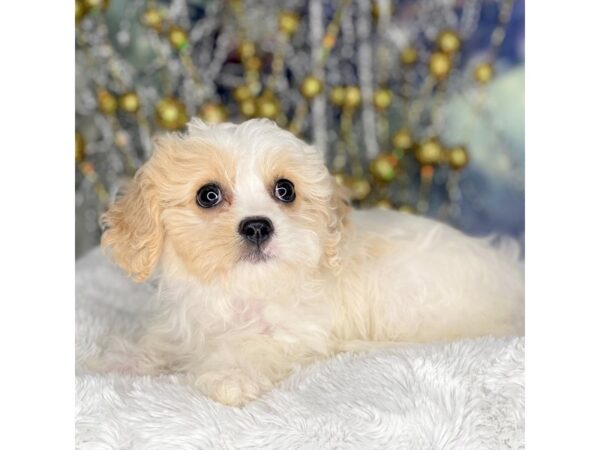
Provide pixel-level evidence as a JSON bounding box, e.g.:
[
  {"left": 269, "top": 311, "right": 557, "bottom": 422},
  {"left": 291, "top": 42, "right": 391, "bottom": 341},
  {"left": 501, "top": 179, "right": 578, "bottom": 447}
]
[{"left": 96, "top": 118, "right": 524, "bottom": 406}]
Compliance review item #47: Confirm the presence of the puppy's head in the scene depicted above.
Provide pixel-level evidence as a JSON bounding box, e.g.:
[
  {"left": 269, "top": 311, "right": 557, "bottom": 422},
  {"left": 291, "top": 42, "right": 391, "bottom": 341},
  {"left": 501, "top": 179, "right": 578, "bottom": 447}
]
[{"left": 101, "top": 118, "right": 349, "bottom": 287}]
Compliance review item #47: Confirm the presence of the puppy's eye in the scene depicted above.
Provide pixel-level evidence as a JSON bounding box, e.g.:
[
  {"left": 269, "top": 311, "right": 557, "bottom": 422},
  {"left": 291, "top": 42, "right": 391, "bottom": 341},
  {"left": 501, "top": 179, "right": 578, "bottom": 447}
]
[
  {"left": 196, "top": 184, "right": 223, "bottom": 208},
  {"left": 274, "top": 179, "right": 295, "bottom": 203}
]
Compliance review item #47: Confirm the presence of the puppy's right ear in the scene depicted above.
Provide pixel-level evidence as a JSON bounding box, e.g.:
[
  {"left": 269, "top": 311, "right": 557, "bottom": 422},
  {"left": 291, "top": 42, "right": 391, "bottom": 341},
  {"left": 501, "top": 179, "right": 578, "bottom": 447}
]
[
  {"left": 323, "top": 176, "right": 351, "bottom": 270},
  {"left": 100, "top": 166, "right": 163, "bottom": 282}
]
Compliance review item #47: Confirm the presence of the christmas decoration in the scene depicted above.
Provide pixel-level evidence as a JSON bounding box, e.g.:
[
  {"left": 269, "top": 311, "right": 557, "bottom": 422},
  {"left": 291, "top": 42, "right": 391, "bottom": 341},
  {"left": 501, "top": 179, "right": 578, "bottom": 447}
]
[
  {"left": 436, "top": 30, "right": 461, "bottom": 55},
  {"left": 429, "top": 52, "right": 452, "bottom": 81},
  {"left": 75, "top": 0, "right": 524, "bottom": 256},
  {"left": 447, "top": 146, "right": 469, "bottom": 171},
  {"left": 474, "top": 63, "right": 494, "bottom": 84},
  {"left": 119, "top": 92, "right": 140, "bottom": 114},
  {"left": 300, "top": 76, "right": 324, "bottom": 99},
  {"left": 155, "top": 97, "right": 188, "bottom": 130}
]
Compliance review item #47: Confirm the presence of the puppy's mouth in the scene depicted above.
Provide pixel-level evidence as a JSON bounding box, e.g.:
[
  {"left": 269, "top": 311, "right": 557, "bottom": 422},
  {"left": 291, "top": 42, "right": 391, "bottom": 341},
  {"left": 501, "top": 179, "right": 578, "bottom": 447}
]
[{"left": 240, "top": 244, "right": 271, "bottom": 263}]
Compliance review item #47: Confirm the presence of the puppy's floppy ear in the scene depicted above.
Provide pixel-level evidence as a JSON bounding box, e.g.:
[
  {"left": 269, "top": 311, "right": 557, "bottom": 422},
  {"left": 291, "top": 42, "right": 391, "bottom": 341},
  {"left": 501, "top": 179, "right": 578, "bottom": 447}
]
[
  {"left": 100, "top": 165, "right": 163, "bottom": 282},
  {"left": 323, "top": 176, "right": 350, "bottom": 269}
]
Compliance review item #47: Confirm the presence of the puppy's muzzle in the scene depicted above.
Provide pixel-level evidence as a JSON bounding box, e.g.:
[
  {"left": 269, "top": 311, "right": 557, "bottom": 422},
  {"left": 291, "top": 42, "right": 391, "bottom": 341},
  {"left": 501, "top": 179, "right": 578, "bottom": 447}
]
[{"left": 239, "top": 217, "right": 273, "bottom": 246}]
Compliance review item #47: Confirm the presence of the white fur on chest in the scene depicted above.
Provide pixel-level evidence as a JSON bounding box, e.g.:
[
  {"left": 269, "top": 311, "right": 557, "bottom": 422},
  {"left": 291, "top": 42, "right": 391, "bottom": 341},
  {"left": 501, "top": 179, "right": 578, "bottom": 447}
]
[{"left": 156, "top": 276, "right": 334, "bottom": 355}]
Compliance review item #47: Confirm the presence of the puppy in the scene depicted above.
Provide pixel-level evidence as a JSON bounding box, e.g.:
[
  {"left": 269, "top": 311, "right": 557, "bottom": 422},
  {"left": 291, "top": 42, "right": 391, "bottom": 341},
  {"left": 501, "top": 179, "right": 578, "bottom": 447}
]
[{"left": 98, "top": 118, "right": 523, "bottom": 406}]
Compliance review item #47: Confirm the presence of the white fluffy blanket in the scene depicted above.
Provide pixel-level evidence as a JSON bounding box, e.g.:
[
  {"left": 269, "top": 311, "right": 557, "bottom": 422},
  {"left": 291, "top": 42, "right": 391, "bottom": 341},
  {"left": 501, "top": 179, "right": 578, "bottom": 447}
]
[{"left": 75, "top": 248, "right": 524, "bottom": 450}]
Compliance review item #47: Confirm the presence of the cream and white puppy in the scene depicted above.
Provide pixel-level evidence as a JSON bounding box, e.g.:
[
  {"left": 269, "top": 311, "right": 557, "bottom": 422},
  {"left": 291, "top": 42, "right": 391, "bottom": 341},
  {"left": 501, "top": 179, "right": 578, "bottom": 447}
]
[{"left": 99, "top": 118, "right": 523, "bottom": 406}]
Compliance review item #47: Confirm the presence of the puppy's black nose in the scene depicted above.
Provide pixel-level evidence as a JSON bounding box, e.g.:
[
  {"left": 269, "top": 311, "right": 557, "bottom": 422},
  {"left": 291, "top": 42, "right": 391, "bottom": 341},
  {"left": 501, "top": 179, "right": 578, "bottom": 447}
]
[{"left": 239, "top": 217, "right": 273, "bottom": 245}]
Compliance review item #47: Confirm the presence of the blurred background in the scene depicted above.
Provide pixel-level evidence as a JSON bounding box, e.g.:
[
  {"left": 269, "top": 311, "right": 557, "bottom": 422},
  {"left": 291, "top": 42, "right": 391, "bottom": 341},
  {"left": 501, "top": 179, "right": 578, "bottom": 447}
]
[{"left": 75, "top": 0, "right": 524, "bottom": 258}]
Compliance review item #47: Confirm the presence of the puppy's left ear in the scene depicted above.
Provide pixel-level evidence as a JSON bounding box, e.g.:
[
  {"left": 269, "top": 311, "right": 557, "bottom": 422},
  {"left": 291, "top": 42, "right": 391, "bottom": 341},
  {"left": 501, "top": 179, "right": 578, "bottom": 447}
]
[
  {"left": 323, "top": 176, "right": 350, "bottom": 269},
  {"left": 100, "top": 165, "right": 164, "bottom": 282}
]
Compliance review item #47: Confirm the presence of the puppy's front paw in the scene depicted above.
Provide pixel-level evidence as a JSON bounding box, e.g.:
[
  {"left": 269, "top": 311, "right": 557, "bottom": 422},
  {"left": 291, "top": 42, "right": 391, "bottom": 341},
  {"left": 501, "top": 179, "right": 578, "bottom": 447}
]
[{"left": 193, "top": 369, "right": 267, "bottom": 406}]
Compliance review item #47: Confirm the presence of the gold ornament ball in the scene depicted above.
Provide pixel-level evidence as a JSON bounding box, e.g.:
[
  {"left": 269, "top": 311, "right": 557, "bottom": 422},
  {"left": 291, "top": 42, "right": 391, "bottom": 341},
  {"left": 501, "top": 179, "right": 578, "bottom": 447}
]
[
  {"left": 169, "top": 26, "right": 188, "bottom": 51},
  {"left": 200, "top": 103, "right": 228, "bottom": 124},
  {"left": 392, "top": 129, "right": 413, "bottom": 152},
  {"left": 83, "top": 0, "right": 109, "bottom": 11},
  {"left": 371, "top": 1, "right": 380, "bottom": 20},
  {"left": 429, "top": 52, "right": 452, "bottom": 80},
  {"left": 75, "top": 132, "right": 86, "bottom": 163},
  {"left": 398, "top": 204, "right": 416, "bottom": 214},
  {"left": 370, "top": 153, "right": 399, "bottom": 182},
  {"left": 278, "top": 11, "right": 300, "bottom": 35},
  {"left": 119, "top": 92, "right": 140, "bottom": 113},
  {"left": 300, "top": 76, "right": 323, "bottom": 99},
  {"left": 238, "top": 41, "right": 256, "bottom": 60},
  {"left": 350, "top": 178, "right": 371, "bottom": 201},
  {"left": 244, "top": 55, "right": 262, "bottom": 72},
  {"left": 373, "top": 88, "right": 393, "bottom": 110},
  {"left": 375, "top": 199, "right": 392, "bottom": 209},
  {"left": 155, "top": 98, "right": 188, "bottom": 130},
  {"left": 97, "top": 89, "right": 117, "bottom": 115},
  {"left": 257, "top": 96, "right": 279, "bottom": 120},
  {"left": 401, "top": 47, "right": 418, "bottom": 66},
  {"left": 75, "top": 0, "right": 88, "bottom": 23},
  {"left": 437, "top": 30, "right": 461, "bottom": 54},
  {"left": 240, "top": 98, "right": 257, "bottom": 117},
  {"left": 142, "top": 8, "right": 163, "bottom": 31},
  {"left": 344, "top": 86, "right": 362, "bottom": 109},
  {"left": 447, "top": 146, "right": 469, "bottom": 170},
  {"left": 247, "top": 80, "right": 262, "bottom": 95},
  {"left": 333, "top": 173, "right": 347, "bottom": 188},
  {"left": 329, "top": 86, "right": 346, "bottom": 107},
  {"left": 474, "top": 63, "right": 494, "bottom": 84},
  {"left": 416, "top": 138, "right": 443, "bottom": 165},
  {"left": 233, "top": 85, "right": 252, "bottom": 103}
]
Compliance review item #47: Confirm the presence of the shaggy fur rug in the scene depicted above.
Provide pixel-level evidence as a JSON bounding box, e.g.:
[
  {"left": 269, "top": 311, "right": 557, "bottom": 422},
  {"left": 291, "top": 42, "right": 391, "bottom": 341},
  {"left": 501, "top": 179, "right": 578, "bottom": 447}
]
[{"left": 76, "top": 248, "right": 524, "bottom": 450}]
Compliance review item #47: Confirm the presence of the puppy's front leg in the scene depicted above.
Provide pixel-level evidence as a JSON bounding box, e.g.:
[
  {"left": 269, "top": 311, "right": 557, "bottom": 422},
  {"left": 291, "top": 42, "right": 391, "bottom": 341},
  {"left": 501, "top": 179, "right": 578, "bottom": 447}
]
[{"left": 190, "top": 336, "right": 298, "bottom": 407}]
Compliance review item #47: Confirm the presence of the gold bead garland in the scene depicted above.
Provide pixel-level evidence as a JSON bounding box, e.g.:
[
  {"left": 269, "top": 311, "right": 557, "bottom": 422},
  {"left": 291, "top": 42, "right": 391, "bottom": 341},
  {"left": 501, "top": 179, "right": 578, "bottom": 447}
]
[
  {"left": 436, "top": 30, "right": 461, "bottom": 54},
  {"left": 238, "top": 41, "right": 256, "bottom": 61},
  {"left": 349, "top": 177, "right": 371, "bottom": 201},
  {"left": 446, "top": 146, "right": 469, "bottom": 170},
  {"left": 168, "top": 26, "right": 189, "bottom": 51},
  {"left": 256, "top": 93, "right": 280, "bottom": 120},
  {"left": 375, "top": 199, "right": 392, "bottom": 209},
  {"left": 142, "top": 8, "right": 163, "bottom": 32},
  {"left": 119, "top": 92, "right": 140, "bottom": 113},
  {"left": 239, "top": 98, "right": 257, "bottom": 118},
  {"left": 83, "top": 0, "right": 109, "bottom": 12},
  {"left": 429, "top": 52, "right": 452, "bottom": 81},
  {"left": 75, "top": 132, "right": 86, "bottom": 162},
  {"left": 474, "top": 63, "right": 494, "bottom": 84},
  {"left": 329, "top": 86, "right": 346, "bottom": 107},
  {"left": 76, "top": 0, "right": 87, "bottom": 23},
  {"left": 370, "top": 153, "right": 399, "bottom": 182},
  {"left": 155, "top": 97, "right": 188, "bottom": 130},
  {"left": 392, "top": 129, "right": 413, "bottom": 152},
  {"left": 97, "top": 89, "right": 118, "bottom": 115},
  {"left": 278, "top": 11, "right": 300, "bottom": 36},
  {"left": 373, "top": 88, "right": 393, "bottom": 110},
  {"left": 233, "top": 85, "right": 252, "bottom": 103},
  {"left": 400, "top": 47, "right": 418, "bottom": 66},
  {"left": 200, "top": 103, "right": 229, "bottom": 124},
  {"left": 398, "top": 204, "right": 416, "bottom": 214},
  {"left": 300, "top": 76, "right": 324, "bottom": 99},
  {"left": 343, "top": 86, "right": 362, "bottom": 110},
  {"left": 244, "top": 55, "right": 262, "bottom": 72},
  {"left": 415, "top": 138, "right": 444, "bottom": 165}
]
